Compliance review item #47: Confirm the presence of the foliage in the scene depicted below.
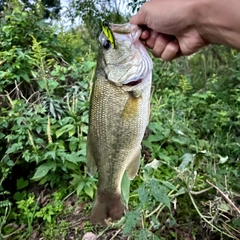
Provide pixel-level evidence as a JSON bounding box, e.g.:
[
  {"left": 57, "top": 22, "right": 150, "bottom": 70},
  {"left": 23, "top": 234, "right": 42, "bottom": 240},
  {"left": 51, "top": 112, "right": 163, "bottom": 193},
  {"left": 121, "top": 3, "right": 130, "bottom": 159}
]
[
  {"left": 0, "top": 1, "right": 96, "bottom": 238},
  {"left": 62, "top": 0, "right": 130, "bottom": 50},
  {"left": 0, "top": 0, "right": 61, "bottom": 19},
  {"left": 117, "top": 50, "right": 240, "bottom": 239}
]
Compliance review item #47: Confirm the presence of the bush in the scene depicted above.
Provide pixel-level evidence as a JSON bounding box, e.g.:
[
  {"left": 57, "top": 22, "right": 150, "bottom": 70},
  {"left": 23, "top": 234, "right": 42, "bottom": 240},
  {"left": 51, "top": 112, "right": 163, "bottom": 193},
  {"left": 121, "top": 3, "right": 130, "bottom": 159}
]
[{"left": 0, "top": 2, "right": 96, "bottom": 237}]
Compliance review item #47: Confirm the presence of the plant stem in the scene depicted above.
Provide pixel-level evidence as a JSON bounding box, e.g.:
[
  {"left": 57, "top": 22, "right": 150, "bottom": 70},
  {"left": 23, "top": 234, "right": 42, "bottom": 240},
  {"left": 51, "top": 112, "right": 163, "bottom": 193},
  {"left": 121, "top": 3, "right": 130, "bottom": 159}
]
[
  {"left": 206, "top": 180, "right": 240, "bottom": 215},
  {"left": 188, "top": 191, "right": 235, "bottom": 239}
]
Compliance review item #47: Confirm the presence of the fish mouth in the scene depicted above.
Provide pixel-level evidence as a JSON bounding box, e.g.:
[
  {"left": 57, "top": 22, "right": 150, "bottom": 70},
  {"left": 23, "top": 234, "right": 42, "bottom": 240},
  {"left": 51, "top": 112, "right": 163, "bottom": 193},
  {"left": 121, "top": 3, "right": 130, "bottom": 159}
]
[
  {"left": 123, "top": 79, "right": 142, "bottom": 87},
  {"left": 105, "top": 23, "right": 152, "bottom": 89},
  {"left": 111, "top": 23, "right": 148, "bottom": 87}
]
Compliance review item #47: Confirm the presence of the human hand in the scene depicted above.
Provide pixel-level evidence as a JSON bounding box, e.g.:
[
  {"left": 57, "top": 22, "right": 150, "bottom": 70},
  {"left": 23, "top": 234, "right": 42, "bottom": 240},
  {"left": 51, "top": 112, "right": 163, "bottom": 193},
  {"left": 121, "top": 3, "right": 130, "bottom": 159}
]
[{"left": 130, "top": 0, "right": 208, "bottom": 60}]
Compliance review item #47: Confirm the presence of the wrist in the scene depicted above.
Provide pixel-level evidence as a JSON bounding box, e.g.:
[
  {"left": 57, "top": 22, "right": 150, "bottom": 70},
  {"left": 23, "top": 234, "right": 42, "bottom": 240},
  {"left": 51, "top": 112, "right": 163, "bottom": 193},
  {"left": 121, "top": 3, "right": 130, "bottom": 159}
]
[
  {"left": 191, "top": 0, "right": 212, "bottom": 43},
  {"left": 193, "top": 0, "right": 240, "bottom": 49}
]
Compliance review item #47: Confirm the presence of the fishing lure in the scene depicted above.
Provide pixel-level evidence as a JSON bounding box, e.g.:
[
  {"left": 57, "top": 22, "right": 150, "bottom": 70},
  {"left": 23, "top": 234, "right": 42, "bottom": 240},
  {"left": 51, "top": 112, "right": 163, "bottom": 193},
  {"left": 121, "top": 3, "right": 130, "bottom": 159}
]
[{"left": 101, "top": 19, "right": 115, "bottom": 48}]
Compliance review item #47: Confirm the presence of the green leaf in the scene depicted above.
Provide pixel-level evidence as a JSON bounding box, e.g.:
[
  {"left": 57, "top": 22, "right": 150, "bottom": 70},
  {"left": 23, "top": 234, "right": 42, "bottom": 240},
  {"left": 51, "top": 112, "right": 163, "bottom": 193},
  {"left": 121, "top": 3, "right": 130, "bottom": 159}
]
[
  {"left": 6, "top": 143, "right": 23, "bottom": 154},
  {"left": 145, "top": 159, "right": 161, "bottom": 170},
  {"left": 59, "top": 75, "right": 65, "bottom": 81},
  {"left": 55, "top": 124, "right": 75, "bottom": 138},
  {"left": 147, "top": 122, "right": 164, "bottom": 134},
  {"left": 138, "top": 229, "right": 149, "bottom": 240},
  {"left": 146, "top": 134, "right": 164, "bottom": 143},
  {"left": 83, "top": 61, "right": 96, "bottom": 72},
  {"left": 138, "top": 184, "right": 149, "bottom": 204},
  {"left": 70, "top": 174, "right": 81, "bottom": 187},
  {"left": 160, "top": 180, "right": 177, "bottom": 191},
  {"left": 16, "top": 178, "right": 29, "bottom": 190},
  {"left": 31, "top": 162, "right": 56, "bottom": 181},
  {"left": 170, "top": 136, "right": 188, "bottom": 145},
  {"left": 178, "top": 153, "right": 194, "bottom": 171},
  {"left": 37, "top": 80, "right": 46, "bottom": 90},
  {"left": 84, "top": 185, "right": 94, "bottom": 198},
  {"left": 68, "top": 126, "right": 76, "bottom": 137},
  {"left": 65, "top": 161, "right": 79, "bottom": 171},
  {"left": 123, "top": 209, "right": 141, "bottom": 235},
  {"left": 20, "top": 73, "right": 30, "bottom": 82},
  {"left": 149, "top": 179, "right": 170, "bottom": 209},
  {"left": 232, "top": 218, "right": 240, "bottom": 228},
  {"left": 44, "top": 150, "right": 56, "bottom": 160},
  {"left": 48, "top": 79, "right": 59, "bottom": 91},
  {"left": 157, "top": 152, "right": 172, "bottom": 163},
  {"left": 0, "top": 132, "right": 5, "bottom": 139},
  {"left": 138, "top": 229, "right": 160, "bottom": 240},
  {"left": 58, "top": 152, "right": 82, "bottom": 164},
  {"left": 13, "top": 191, "right": 26, "bottom": 201},
  {"left": 69, "top": 140, "right": 77, "bottom": 152},
  {"left": 76, "top": 182, "right": 85, "bottom": 196}
]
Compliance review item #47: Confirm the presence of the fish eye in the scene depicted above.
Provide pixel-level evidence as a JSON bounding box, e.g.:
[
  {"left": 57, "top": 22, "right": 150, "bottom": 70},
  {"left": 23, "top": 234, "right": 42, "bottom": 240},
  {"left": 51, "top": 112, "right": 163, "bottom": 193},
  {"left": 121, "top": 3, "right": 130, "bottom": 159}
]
[
  {"left": 103, "top": 39, "right": 111, "bottom": 50},
  {"left": 102, "top": 20, "right": 109, "bottom": 28}
]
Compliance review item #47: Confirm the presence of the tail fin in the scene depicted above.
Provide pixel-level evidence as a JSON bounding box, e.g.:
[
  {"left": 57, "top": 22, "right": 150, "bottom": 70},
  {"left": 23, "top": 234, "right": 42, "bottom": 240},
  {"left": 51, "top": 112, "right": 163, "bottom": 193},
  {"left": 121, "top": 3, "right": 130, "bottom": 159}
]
[{"left": 89, "top": 191, "right": 124, "bottom": 224}]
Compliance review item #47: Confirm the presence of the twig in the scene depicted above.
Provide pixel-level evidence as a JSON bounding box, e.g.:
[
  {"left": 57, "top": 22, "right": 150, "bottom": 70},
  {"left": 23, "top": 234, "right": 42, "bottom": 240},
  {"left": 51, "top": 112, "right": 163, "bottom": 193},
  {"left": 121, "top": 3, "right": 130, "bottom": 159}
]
[
  {"left": 3, "top": 224, "right": 26, "bottom": 239},
  {"left": 206, "top": 180, "right": 240, "bottom": 215},
  {"left": 190, "top": 187, "right": 213, "bottom": 195},
  {"left": 0, "top": 82, "right": 22, "bottom": 98},
  {"left": 223, "top": 223, "right": 240, "bottom": 235},
  {"left": 62, "top": 190, "right": 75, "bottom": 202},
  {"left": 27, "top": 91, "right": 40, "bottom": 103},
  {"left": 109, "top": 229, "right": 122, "bottom": 240},
  {"left": 14, "top": 80, "right": 27, "bottom": 102},
  {"left": 146, "top": 203, "right": 162, "bottom": 218},
  {"left": 97, "top": 225, "right": 112, "bottom": 238},
  {"left": 188, "top": 192, "right": 234, "bottom": 239},
  {"left": 222, "top": 224, "right": 239, "bottom": 239}
]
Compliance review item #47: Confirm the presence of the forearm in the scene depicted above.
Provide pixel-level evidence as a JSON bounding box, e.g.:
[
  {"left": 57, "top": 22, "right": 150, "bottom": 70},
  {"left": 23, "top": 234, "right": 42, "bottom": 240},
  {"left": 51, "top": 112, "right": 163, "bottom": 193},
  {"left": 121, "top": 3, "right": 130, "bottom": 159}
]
[{"left": 194, "top": 0, "right": 240, "bottom": 49}]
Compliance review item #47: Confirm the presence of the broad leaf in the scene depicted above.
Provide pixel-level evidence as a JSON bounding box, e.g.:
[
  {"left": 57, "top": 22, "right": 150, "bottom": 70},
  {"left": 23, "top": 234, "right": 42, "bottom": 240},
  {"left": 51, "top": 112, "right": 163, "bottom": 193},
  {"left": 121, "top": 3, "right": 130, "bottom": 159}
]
[
  {"left": 31, "top": 162, "right": 56, "bottom": 181},
  {"left": 16, "top": 178, "right": 29, "bottom": 190},
  {"left": 178, "top": 153, "right": 194, "bottom": 171},
  {"left": 138, "top": 184, "right": 149, "bottom": 204},
  {"left": 123, "top": 209, "right": 141, "bottom": 235},
  {"left": 55, "top": 124, "right": 75, "bottom": 138},
  {"left": 84, "top": 185, "right": 94, "bottom": 198},
  {"left": 149, "top": 179, "right": 170, "bottom": 210}
]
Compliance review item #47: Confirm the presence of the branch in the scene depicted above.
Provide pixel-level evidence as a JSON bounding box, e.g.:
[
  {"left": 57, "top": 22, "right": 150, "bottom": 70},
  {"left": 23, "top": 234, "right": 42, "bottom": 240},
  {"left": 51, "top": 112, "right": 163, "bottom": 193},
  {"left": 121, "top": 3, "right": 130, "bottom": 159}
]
[{"left": 206, "top": 180, "right": 240, "bottom": 215}]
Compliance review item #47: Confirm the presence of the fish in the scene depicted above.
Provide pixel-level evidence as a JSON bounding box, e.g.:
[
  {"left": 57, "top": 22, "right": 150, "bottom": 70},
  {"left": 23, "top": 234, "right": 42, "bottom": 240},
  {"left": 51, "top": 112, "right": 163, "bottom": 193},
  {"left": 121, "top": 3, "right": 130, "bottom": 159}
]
[{"left": 86, "top": 22, "right": 153, "bottom": 224}]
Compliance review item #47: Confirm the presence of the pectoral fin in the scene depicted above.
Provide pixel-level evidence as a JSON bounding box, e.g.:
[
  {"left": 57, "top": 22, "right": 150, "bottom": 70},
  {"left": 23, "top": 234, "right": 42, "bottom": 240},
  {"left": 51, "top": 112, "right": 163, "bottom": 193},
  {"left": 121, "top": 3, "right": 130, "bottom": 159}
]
[
  {"left": 86, "top": 142, "right": 97, "bottom": 176},
  {"left": 126, "top": 149, "right": 141, "bottom": 180}
]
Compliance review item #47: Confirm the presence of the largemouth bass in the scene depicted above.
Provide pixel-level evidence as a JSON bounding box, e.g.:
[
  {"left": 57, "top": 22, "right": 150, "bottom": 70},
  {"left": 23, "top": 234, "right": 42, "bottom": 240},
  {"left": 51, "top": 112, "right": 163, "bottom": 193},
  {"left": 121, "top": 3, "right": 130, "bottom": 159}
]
[{"left": 87, "top": 22, "right": 153, "bottom": 224}]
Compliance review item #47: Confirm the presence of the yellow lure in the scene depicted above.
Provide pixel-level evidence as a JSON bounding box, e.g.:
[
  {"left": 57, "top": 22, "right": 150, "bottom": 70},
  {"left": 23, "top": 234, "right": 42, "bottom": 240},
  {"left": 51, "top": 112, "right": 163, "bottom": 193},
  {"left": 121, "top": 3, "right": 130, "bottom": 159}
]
[{"left": 101, "top": 19, "right": 115, "bottom": 48}]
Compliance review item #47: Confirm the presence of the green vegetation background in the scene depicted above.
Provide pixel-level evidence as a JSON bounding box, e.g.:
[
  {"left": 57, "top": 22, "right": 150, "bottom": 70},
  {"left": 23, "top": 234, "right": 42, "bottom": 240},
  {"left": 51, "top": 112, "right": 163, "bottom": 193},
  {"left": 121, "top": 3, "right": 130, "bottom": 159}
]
[{"left": 0, "top": 1, "right": 239, "bottom": 239}]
